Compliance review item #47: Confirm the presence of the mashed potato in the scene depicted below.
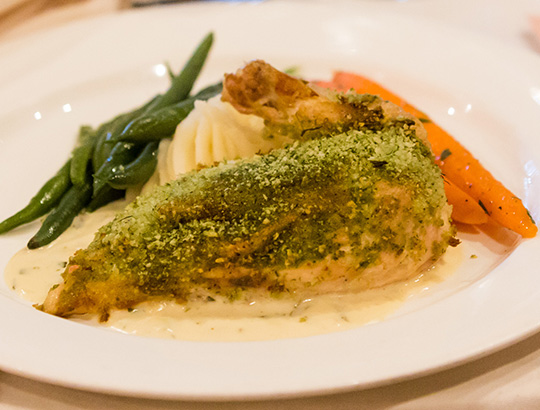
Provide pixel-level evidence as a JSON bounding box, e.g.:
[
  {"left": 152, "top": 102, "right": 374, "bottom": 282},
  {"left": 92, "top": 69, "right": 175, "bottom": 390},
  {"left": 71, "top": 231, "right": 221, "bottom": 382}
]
[{"left": 163, "top": 96, "right": 291, "bottom": 183}]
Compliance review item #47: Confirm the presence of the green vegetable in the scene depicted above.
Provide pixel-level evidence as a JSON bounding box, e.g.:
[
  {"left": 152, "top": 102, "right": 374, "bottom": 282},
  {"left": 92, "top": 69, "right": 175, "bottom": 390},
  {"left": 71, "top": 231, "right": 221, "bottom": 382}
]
[
  {"left": 0, "top": 160, "right": 72, "bottom": 234},
  {"left": 27, "top": 181, "right": 92, "bottom": 249},
  {"left": 164, "top": 61, "right": 175, "bottom": 81},
  {"left": 120, "top": 100, "right": 195, "bottom": 142},
  {"left": 119, "top": 82, "right": 223, "bottom": 142},
  {"left": 92, "top": 99, "right": 159, "bottom": 171},
  {"left": 145, "top": 32, "right": 214, "bottom": 112},
  {"left": 86, "top": 186, "right": 125, "bottom": 213},
  {"left": 192, "top": 81, "right": 223, "bottom": 101},
  {"left": 93, "top": 142, "right": 141, "bottom": 197},
  {"left": 107, "top": 142, "right": 159, "bottom": 189},
  {"left": 70, "top": 125, "right": 96, "bottom": 186}
]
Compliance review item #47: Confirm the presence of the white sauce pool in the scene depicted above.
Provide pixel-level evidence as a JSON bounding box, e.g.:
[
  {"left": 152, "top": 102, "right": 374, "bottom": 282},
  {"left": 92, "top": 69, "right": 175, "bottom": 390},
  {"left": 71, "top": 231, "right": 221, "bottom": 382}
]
[{"left": 4, "top": 202, "right": 462, "bottom": 342}]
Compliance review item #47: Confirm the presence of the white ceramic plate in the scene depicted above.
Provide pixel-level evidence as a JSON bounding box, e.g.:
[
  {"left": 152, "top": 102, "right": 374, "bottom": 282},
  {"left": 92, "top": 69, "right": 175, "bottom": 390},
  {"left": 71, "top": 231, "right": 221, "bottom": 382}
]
[{"left": 1, "top": 0, "right": 540, "bottom": 401}]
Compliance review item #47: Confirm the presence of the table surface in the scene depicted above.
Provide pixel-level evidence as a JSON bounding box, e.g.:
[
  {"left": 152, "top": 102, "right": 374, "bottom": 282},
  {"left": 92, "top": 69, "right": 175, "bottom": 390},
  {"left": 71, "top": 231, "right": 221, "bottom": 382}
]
[{"left": 1, "top": 0, "right": 540, "bottom": 408}]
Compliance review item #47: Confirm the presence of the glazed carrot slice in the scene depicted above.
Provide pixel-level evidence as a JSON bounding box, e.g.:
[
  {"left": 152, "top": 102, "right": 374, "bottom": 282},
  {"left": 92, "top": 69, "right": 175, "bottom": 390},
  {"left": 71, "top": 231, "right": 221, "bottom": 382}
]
[
  {"left": 317, "top": 71, "right": 537, "bottom": 237},
  {"left": 443, "top": 179, "right": 488, "bottom": 225}
]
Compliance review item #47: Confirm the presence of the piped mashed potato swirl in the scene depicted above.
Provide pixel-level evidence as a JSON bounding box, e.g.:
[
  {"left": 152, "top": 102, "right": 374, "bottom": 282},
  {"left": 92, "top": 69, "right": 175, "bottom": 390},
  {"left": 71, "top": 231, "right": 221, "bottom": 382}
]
[{"left": 157, "top": 95, "right": 292, "bottom": 186}]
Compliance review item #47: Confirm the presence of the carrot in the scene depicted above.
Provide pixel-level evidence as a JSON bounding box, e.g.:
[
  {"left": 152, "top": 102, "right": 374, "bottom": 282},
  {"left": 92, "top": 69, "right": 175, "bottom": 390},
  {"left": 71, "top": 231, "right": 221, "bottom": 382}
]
[
  {"left": 427, "top": 122, "right": 537, "bottom": 238},
  {"left": 443, "top": 179, "right": 488, "bottom": 225},
  {"left": 317, "top": 71, "right": 537, "bottom": 238}
]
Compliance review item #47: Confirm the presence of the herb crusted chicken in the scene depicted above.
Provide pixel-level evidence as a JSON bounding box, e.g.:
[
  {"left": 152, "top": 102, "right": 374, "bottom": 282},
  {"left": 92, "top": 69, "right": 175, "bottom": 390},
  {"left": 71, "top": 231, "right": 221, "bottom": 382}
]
[{"left": 40, "top": 61, "right": 456, "bottom": 321}]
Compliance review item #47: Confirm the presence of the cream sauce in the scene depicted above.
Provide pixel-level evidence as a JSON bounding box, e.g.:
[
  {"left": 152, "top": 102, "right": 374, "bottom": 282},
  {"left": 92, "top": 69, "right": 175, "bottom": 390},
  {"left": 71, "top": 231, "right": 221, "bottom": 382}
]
[{"left": 4, "top": 203, "right": 462, "bottom": 342}]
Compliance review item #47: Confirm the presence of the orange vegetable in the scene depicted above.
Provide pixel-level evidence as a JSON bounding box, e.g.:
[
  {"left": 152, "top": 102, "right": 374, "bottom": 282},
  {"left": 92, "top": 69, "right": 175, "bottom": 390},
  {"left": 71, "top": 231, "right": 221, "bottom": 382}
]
[
  {"left": 443, "top": 179, "right": 488, "bottom": 225},
  {"left": 317, "top": 71, "right": 537, "bottom": 237},
  {"left": 427, "top": 123, "right": 537, "bottom": 238}
]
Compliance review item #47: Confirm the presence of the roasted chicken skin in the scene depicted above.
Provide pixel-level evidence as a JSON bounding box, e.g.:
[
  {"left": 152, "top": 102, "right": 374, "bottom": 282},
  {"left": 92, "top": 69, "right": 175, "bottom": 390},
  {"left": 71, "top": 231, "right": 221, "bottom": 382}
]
[
  {"left": 40, "top": 61, "right": 455, "bottom": 321},
  {"left": 222, "top": 60, "right": 428, "bottom": 144}
]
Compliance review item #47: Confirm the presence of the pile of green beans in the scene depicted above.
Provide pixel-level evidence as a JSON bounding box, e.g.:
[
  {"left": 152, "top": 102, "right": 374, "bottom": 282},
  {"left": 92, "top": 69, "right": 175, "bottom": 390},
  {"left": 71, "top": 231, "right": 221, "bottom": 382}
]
[{"left": 0, "top": 32, "right": 221, "bottom": 249}]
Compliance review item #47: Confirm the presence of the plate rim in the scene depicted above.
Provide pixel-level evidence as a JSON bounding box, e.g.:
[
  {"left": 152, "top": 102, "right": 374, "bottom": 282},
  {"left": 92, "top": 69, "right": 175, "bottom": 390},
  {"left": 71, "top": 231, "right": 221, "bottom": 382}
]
[{"left": 1, "top": 0, "right": 540, "bottom": 400}]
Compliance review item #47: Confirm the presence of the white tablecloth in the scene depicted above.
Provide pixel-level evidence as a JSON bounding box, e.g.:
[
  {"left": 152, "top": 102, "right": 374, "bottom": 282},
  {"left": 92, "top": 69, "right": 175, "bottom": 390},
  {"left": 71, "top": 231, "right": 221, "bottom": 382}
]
[{"left": 1, "top": 0, "right": 540, "bottom": 408}]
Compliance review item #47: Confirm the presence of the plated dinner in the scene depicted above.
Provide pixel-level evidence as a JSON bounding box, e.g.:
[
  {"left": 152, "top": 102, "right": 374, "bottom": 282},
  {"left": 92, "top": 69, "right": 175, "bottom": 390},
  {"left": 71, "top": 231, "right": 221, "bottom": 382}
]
[{"left": 0, "top": 1, "right": 539, "bottom": 400}]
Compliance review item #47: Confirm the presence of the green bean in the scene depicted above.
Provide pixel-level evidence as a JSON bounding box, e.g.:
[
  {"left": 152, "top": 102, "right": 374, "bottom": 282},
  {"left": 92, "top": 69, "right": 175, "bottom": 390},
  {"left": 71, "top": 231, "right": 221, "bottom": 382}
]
[
  {"left": 27, "top": 181, "right": 92, "bottom": 249},
  {"left": 0, "top": 160, "right": 72, "bottom": 234},
  {"left": 145, "top": 32, "right": 214, "bottom": 112},
  {"left": 93, "top": 142, "right": 141, "bottom": 196},
  {"left": 164, "top": 61, "right": 175, "bottom": 81},
  {"left": 70, "top": 125, "right": 96, "bottom": 186},
  {"left": 93, "top": 115, "right": 130, "bottom": 172},
  {"left": 119, "top": 82, "right": 222, "bottom": 142},
  {"left": 86, "top": 186, "right": 125, "bottom": 213},
  {"left": 91, "top": 94, "right": 162, "bottom": 172},
  {"left": 75, "top": 124, "right": 93, "bottom": 144},
  {"left": 192, "top": 81, "right": 223, "bottom": 100},
  {"left": 92, "top": 129, "right": 109, "bottom": 172},
  {"left": 107, "top": 142, "right": 159, "bottom": 189},
  {"left": 121, "top": 101, "right": 195, "bottom": 142}
]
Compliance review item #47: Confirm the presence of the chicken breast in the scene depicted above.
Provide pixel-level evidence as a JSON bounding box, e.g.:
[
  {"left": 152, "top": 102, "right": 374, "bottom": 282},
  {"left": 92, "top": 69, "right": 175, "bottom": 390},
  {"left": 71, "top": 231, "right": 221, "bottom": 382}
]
[{"left": 40, "top": 61, "right": 455, "bottom": 321}]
